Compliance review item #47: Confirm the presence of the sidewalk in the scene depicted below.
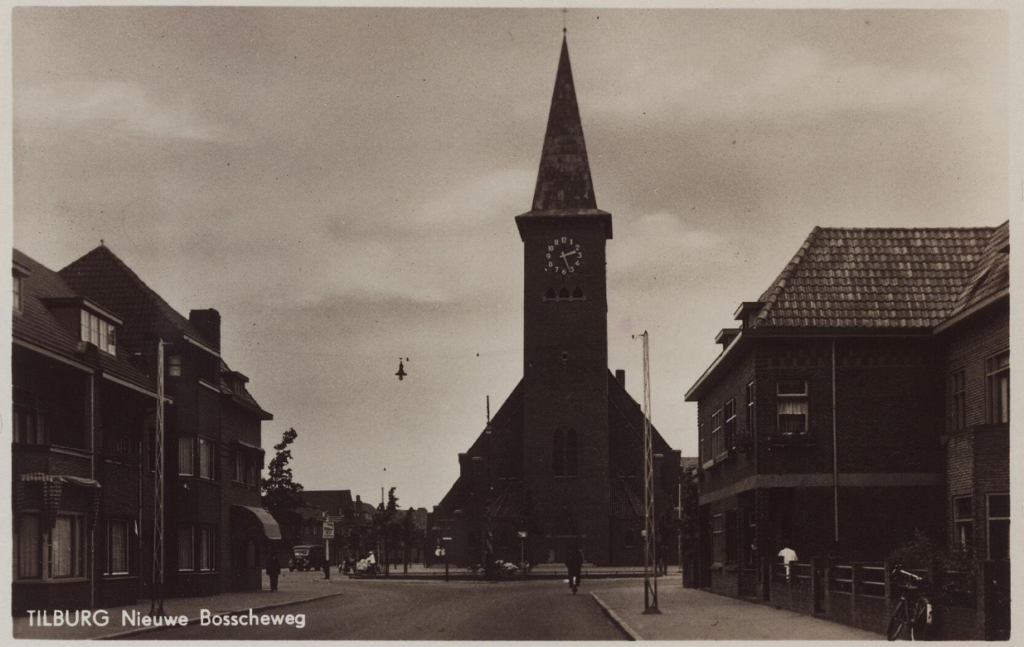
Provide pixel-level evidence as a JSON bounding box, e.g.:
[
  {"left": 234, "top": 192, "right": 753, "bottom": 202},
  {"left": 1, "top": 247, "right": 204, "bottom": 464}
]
[
  {"left": 588, "top": 580, "right": 884, "bottom": 640},
  {"left": 12, "top": 570, "right": 343, "bottom": 640}
]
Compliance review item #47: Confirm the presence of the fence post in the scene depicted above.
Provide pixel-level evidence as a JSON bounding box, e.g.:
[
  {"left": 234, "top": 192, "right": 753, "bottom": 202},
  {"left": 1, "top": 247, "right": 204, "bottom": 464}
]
[{"left": 883, "top": 560, "right": 892, "bottom": 603}]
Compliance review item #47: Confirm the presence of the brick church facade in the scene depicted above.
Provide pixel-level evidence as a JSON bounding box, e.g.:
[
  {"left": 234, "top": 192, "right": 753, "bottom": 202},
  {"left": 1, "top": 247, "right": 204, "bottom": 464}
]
[{"left": 429, "top": 37, "right": 681, "bottom": 568}]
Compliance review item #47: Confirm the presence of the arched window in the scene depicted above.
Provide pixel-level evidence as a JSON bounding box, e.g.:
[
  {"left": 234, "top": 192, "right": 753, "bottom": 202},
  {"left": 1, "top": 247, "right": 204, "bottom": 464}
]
[
  {"left": 545, "top": 288, "right": 556, "bottom": 300},
  {"left": 553, "top": 429, "right": 565, "bottom": 477},
  {"left": 572, "top": 286, "right": 584, "bottom": 299},
  {"left": 625, "top": 529, "right": 634, "bottom": 548},
  {"left": 559, "top": 287, "right": 570, "bottom": 299},
  {"left": 566, "top": 429, "right": 578, "bottom": 477}
]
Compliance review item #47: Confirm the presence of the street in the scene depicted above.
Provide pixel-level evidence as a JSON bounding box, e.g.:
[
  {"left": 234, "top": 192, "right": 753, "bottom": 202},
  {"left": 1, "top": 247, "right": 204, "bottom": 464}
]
[
  {"left": 142, "top": 579, "right": 626, "bottom": 641},
  {"left": 133, "top": 577, "right": 883, "bottom": 641}
]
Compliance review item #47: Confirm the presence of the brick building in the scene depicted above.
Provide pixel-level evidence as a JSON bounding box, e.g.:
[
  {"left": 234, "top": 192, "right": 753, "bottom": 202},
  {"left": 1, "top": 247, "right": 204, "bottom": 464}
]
[
  {"left": 430, "top": 37, "right": 681, "bottom": 568},
  {"left": 12, "top": 245, "right": 277, "bottom": 613},
  {"left": 685, "top": 223, "right": 1009, "bottom": 600}
]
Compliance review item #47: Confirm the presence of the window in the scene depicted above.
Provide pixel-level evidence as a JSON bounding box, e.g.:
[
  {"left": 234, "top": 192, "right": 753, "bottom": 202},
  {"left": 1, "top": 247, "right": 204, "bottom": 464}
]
[
  {"left": 711, "top": 514, "right": 724, "bottom": 565},
  {"left": 198, "top": 527, "right": 216, "bottom": 571},
  {"left": 743, "top": 507, "right": 758, "bottom": 568},
  {"left": 553, "top": 429, "right": 565, "bottom": 477},
  {"left": 624, "top": 529, "right": 634, "bottom": 548},
  {"left": 559, "top": 287, "right": 570, "bottom": 299},
  {"left": 987, "top": 494, "right": 1010, "bottom": 560},
  {"left": 16, "top": 515, "right": 42, "bottom": 580},
  {"left": 572, "top": 287, "right": 584, "bottom": 299},
  {"left": 106, "top": 520, "right": 130, "bottom": 575},
  {"left": 199, "top": 437, "right": 215, "bottom": 480},
  {"left": 545, "top": 288, "right": 556, "bottom": 300},
  {"left": 724, "top": 399, "right": 737, "bottom": 451},
  {"left": 178, "top": 526, "right": 195, "bottom": 571},
  {"left": 13, "top": 274, "right": 23, "bottom": 312},
  {"left": 248, "top": 458, "right": 258, "bottom": 486},
  {"left": 79, "top": 309, "right": 116, "bottom": 355},
  {"left": 746, "top": 381, "right": 756, "bottom": 438},
  {"left": 952, "top": 496, "right": 973, "bottom": 550},
  {"left": 950, "top": 370, "right": 966, "bottom": 430},
  {"left": 12, "top": 388, "right": 47, "bottom": 445},
  {"left": 168, "top": 355, "right": 182, "bottom": 377},
  {"left": 699, "top": 420, "right": 711, "bottom": 468},
  {"left": 52, "top": 515, "right": 86, "bottom": 578},
  {"left": 234, "top": 451, "right": 246, "bottom": 483},
  {"left": 725, "top": 510, "right": 738, "bottom": 565},
  {"left": 565, "top": 429, "right": 578, "bottom": 477},
  {"left": 711, "top": 410, "right": 724, "bottom": 459},
  {"left": 986, "top": 351, "right": 1009, "bottom": 424},
  {"left": 777, "top": 380, "right": 809, "bottom": 435},
  {"left": 178, "top": 436, "right": 195, "bottom": 476}
]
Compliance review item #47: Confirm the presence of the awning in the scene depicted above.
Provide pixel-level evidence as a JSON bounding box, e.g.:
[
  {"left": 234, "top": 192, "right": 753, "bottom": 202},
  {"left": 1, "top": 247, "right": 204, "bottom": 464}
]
[{"left": 233, "top": 505, "right": 282, "bottom": 541}]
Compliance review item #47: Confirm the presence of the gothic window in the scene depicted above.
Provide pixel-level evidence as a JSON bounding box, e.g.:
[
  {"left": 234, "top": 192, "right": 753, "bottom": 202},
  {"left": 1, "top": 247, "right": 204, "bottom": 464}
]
[
  {"left": 559, "top": 287, "right": 570, "bottom": 299},
  {"left": 572, "top": 287, "right": 584, "bottom": 299},
  {"left": 545, "top": 288, "right": 556, "bottom": 300},
  {"left": 565, "top": 429, "right": 578, "bottom": 477},
  {"left": 553, "top": 429, "right": 565, "bottom": 477}
]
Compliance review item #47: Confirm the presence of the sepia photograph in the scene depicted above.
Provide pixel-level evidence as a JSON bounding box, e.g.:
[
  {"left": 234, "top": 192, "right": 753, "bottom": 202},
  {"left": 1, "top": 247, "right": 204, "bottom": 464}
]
[{"left": 5, "top": 2, "right": 1016, "bottom": 641}]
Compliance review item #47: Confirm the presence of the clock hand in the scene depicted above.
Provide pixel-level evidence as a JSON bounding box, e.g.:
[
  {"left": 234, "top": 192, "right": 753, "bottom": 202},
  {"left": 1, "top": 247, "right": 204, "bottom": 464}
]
[
  {"left": 559, "top": 250, "right": 577, "bottom": 258},
  {"left": 563, "top": 256, "right": 571, "bottom": 271}
]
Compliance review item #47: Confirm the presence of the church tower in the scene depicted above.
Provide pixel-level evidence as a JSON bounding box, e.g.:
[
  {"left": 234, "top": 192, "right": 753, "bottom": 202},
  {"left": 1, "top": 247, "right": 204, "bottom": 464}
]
[
  {"left": 431, "top": 34, "right": 679, "bottom": 569},
  {"left": 515, "top": 35, "right": 613, "bottom": 562}
]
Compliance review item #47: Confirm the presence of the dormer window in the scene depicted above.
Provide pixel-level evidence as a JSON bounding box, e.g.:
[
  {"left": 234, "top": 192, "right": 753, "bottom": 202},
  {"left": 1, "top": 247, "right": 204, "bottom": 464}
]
[{"left": 80, "top": 309, "right": 117, "bottom": 355}]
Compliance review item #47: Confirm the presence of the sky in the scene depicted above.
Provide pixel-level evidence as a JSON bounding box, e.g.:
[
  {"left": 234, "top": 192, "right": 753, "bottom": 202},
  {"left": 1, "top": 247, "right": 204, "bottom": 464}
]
[{"left": 10, "top": 6, "right": 1011, "bottom": 511}]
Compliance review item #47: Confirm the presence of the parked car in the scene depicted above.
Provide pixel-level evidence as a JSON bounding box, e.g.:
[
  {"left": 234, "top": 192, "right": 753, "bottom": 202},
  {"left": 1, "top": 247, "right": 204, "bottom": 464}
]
[{"left": 289, "top": 545, "right": 326, "bottom": 571}]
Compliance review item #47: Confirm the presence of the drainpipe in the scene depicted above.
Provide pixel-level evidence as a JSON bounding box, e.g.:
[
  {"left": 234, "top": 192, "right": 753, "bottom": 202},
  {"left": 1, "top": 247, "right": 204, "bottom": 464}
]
[
  {"left": 90, "top": 372, "right": 97, "bottom": 608},
  {"left": 831, "top": 340, "right": 839, "bottom": 547}
]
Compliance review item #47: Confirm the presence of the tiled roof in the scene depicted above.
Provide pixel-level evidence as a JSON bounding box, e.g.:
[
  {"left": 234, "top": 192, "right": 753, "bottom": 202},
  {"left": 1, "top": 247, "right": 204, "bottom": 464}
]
[
  {"left": 949, "top": 221, "right": 1009, "bottom": 316},
  {"left": 753, "top": 225, "right": 1004, "bottom": 329},
  {"left": 12, "top": 249, "right": 156, "bottom": 392},
  {"left": 59, "top": 245, "right": 214, "bottom": 352}
]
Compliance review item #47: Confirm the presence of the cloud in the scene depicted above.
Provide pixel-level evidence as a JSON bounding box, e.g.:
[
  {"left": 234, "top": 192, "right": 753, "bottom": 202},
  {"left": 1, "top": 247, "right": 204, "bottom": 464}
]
[
  {"left": 591, "top": 45, "right": 953, "bottom": 121},
  {"left": 16, "top": 80, "right": 232, "bottom": 142},
  {"left": 609, "top": 211, "right": 724, "bottom": 280}
]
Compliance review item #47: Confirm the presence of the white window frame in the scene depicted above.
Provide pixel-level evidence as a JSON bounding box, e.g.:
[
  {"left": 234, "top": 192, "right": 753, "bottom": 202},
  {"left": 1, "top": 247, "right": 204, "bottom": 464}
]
[
  {"left": 776, "top": 380, "right": 809, "bottom": 436},
  {"left": 234, "top": 451, "right": 246, "bottom": 483},
  {"left": 952, "top": 495, "right": 973, "bottom": 550},
  {"left": 746, "top": 381, "right": 755, "bottom": 436},
  {"left": 50, "top": 513, "right": 87, "bottom": 579},
  {"left": 724, "top": 399, "right": 737, "bottom": 452},
  {"left": 198, "top": 527, "right": 215, "bottom": 572},
  {"left": 198, "top": 437, "right": 215, "bottom": 480},
  {"left": 15, "top": 514, "right": 43, "bottom": 580},
  {"left": 106, "top": 519, "right": 131, "bottom": 576},
  {"left": 13, "top": 274, "right": 23, "bottom": 312},
  {"left": 178, "top": 436, "right": 195, "bottom": 476},
  {"left": 711, "top": 409, "right": 725, "bottom": 460},
  {"left": 951, "top": 370, "right": 966, "bottom": 430},
  {"left": 79, "top": 309, "right": 116, "bottom": 355},
  {"left": 986, "top": 351, "right": 1009, "bottom": 424}
]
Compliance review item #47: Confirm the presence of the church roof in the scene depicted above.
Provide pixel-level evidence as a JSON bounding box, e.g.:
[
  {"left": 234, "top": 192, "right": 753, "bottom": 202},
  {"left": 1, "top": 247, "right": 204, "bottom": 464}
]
[{"left": 516, "top": 36, "right": 611, "bottom": 239}]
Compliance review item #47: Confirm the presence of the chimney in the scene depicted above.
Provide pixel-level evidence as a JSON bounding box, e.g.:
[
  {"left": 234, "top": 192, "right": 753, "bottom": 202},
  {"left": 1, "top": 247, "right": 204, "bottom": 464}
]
[
  {"left": 189, "top": 309, "right": 221, "bottom": 350},
  {"left": 615, "top": 369, "right": 625, "bottom": 389}
]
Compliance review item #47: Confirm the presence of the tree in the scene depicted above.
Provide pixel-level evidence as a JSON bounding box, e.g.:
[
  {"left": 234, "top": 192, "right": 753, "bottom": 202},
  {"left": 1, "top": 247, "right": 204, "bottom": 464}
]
[
  {"left": 261, "top": 428, "right": 305, "bottom": 533},
  {"left": 373, "top": 487, "right": 400, "bottom": 575}
]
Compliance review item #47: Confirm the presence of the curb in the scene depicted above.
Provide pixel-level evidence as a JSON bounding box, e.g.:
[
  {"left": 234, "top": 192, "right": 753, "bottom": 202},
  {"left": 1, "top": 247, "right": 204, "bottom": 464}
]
[
  {"left": 590, "top": 592, "right": 643, "bottom": 641},
  {"left": 95, "top": 591, "right": 345, "bottom": 640}
]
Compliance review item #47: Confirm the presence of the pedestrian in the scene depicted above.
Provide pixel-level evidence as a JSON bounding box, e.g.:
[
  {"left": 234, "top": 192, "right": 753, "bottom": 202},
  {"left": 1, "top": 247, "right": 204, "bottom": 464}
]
[
  {"left": 565, "top": 546, "right": 584, "bottom": 594},
  {"left": 778, "top": 541, "right": 798, "bottom": 582},
  {"left": 266, "top": 553, "right": 281, "bottom": 592},
  {"left": 366, "top": 550, "right": 376, "bottom": 575}
]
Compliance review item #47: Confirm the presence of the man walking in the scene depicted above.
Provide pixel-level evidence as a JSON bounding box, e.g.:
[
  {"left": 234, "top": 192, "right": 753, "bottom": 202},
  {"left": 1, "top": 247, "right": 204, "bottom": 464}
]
[{"left": 267, "top": 553, "right": 281, "bottom": 592}]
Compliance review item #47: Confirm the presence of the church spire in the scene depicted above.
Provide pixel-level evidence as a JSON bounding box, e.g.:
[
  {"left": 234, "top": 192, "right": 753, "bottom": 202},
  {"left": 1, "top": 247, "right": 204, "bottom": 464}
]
[{"left": 531, "top": 35, "right": 597, "bottom": 212}]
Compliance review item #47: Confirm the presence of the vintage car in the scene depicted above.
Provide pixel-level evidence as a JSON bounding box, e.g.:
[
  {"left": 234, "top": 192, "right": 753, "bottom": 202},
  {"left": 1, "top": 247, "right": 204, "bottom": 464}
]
[{"left": 288, "top": 544, "right": 326, "bottom": 571}]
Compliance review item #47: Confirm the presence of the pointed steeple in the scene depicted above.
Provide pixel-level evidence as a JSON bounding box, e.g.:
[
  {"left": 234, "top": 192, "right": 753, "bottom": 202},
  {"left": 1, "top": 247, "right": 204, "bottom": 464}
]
[{"left": 532, "top": 36, "right": 597, "bottom": 212}]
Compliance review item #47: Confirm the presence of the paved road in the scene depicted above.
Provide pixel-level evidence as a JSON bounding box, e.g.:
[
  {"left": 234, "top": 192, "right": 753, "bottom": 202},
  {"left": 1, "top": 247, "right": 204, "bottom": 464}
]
[{"left": 143, "top": 579, "right": 626, "bottom": 641}]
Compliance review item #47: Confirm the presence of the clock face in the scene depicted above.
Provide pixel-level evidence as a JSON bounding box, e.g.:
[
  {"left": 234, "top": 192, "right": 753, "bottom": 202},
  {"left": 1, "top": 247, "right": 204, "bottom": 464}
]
[{"left": 544, "top": 236, "right": 583, "bottom": 275}]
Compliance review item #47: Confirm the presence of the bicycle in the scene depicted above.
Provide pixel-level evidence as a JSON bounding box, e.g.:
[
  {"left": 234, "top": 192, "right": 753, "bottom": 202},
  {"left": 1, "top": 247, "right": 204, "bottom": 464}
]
[{"left": 886, "top": 566, "right": 934, "bottom": 641}]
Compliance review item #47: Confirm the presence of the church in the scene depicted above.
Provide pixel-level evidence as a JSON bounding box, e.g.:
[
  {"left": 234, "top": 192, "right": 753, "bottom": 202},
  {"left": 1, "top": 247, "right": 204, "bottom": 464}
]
[{"left": 429, "top": 36, "right": 682, "bottom": 568}]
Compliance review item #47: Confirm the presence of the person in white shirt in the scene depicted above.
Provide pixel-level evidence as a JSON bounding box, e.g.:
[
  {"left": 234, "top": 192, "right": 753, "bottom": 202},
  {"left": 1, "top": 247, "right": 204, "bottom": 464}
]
[{"left": 778, "top": 544, "right": 798, "bottom": 580}]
